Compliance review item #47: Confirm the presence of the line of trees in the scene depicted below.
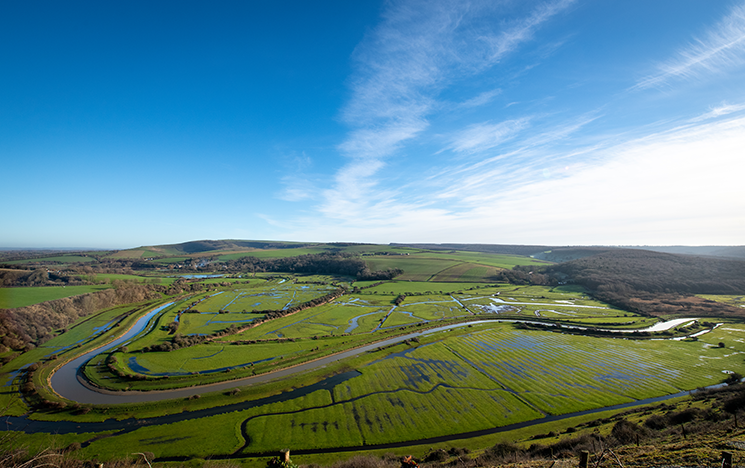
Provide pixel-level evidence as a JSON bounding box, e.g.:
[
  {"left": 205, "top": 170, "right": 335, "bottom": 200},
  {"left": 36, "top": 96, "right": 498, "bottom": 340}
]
[{"left": 224, "top": 252, "right": 403, "bottom": 280}]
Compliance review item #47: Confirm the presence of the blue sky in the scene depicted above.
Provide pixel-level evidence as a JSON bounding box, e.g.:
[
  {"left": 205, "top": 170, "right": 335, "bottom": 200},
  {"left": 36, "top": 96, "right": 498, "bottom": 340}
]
[{"left": 2, "top": 0, "right": 744, "bottom": 249}]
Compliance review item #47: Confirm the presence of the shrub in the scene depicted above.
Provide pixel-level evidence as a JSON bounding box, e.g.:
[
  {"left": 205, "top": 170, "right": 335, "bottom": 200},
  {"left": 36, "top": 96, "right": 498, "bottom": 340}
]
[
  {"left": 65, "top": 442, "right": 81, "bottom": 452},
  {"left": 267, "top": 456, "right": 298, "bottom": 468},
  {"left": 611, "top": 419, "right": 648, "bottom": 445},
  {"left": 447, "top": 447, "right": 469, "bottom": 457},
  {"left": 424, "top": 449, "right": 448, "bottom": 463},
  {"left": 481, "top": 441, "right": 521, "bottom": 462},
  {"left": 644, "top": 414, "right": 668, "bottom": 430},
  {"left": 668, "top": 408, "right": 701, "bottom": 425}
]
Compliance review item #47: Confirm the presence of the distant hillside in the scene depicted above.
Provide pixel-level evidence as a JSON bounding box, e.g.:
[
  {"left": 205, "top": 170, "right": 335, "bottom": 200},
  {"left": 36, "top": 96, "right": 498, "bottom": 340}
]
[
  {"left": 110, "top": 239, "right": 316, "bottom": 258},
  {"left": 543, "top": 249, "right": 745, "bottom": 318},
  {"left": 390, "top": 243, "right": 553, "bottom": 257},
  {"left": 546, "top": 249, "right": 745, "bottom": 294},
  {"left": 529, "top": 247, "right": 619, "bottom": 262},
  {"left": 392, "top": 243, "right": 745, "bottom": 262},
  {"left": 165, "top": 239, "right": 310, "bottom": 254},
  {"left": 633, "top": 245, "right": 745, "bottom": 259}
]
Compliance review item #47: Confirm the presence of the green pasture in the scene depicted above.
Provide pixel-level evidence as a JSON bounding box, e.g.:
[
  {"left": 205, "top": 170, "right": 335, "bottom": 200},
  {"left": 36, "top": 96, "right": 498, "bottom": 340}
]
[
  {"left": 177, "top": 312, "right": 264, "bottom": 336},
  {"left": 193, "top": 282, "right": 336, "bottom": 313},
  {"left": 414, "top": 251, "right": 549, "bottom": 268},
  {"left": 344, "top": 245, "right": 423, "bottom": 254},
  {"left": 217, "top": 247, "right": 329, "bottom": 261},
  {"left": 2, "top": 255, "right": 96, "bottom": 264},
  {"left": 0, "top": 284, "right": 113, "bottom": 308},
  {"left": 79, "top": 389, "right": 334, "bottom": 461},
  {"left": 6, "top": 310, "right": 745, "bottom": 460},
  {"left": 232, "top": 295, "right": 389, "bottom": 339},
  {"left": 106, "top": 249, "right": 146, "bottom": 258},
  {"left": 92, "top": 273, "right": 177, "bottom": 284},
  {"left": 363, "top": 250, "right": 550, "bottom": 283},
  {"left": 447, "top": 324, "right": 743, "bottom": 410},
  {"left": 243, "top": 386, "right": 538, "bottom": 452},
  {"left": 231, "top": 292, "right": 464, "bottom": 339},
  {"left": 360, "top": 281, "right": 491, "bottom": 294},
  {"left": 149, "top": 256, "right": 189, "bottom": 263},
  {"left": 197, "top": 277, "right": 247, "bottom": 285},
  {"left": 81, "top": 406, "right": 247, "bottom": 460},
  {"left": 105, "top": 246, "right": 184, "bottom": 259},
  {"left": 365, "top": 256, "right": 462, "bottom": 281},
  {"left": 698, "top": 294, "right": 745, "bottom": 308},
  {"left": 123, "top": 340, "right": 311, "bottom": 375},
  {"left": 430, "top": 263, "right": 496, "bottom": 282},
  {"left": 391, "top": 296, "right": 469, "bottom": 322}
]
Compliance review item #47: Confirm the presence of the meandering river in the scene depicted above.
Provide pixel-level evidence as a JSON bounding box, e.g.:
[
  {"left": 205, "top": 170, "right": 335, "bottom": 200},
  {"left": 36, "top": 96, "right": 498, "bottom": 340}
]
[
  {"left": 48, "top": 303, "right": 711, "bottom": 405},
  {"left": 1, "top": 306, "right": 721, "bottom": 457}
]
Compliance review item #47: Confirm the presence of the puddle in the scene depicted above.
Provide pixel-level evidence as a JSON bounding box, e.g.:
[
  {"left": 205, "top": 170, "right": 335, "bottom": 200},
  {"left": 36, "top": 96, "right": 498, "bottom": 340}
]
[
  {"left": 346, "top": 311, "right": 385, "bottom": 333},
  {"left": 477, "top": 304, "right": 515, "bottom": 314}
]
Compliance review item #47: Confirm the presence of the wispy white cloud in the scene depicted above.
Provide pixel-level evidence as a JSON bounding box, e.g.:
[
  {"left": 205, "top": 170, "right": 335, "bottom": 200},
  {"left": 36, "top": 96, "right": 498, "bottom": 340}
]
[
  {"left": 433, "top": 113, "right": 600, "bottom": 202},
  {"left": 287, "top": 114, "right": 745, "bottom": 245},
  {"left": 277, "top": 151, "right": 317, "bottom": 201},
  {"left": 445, "top": 118, "right": 531, "bottom": 154},
  {"left": 337, "top": 121, "right": 426, "bottom": 159},
  {"left": 277, "top": 2, "right": 745, "bottom": 245},
  {"left": 689, "top": 101, "right": 745, "bottom": 122},
  {"left": 320, "top": 0, "right": 576, "bottom": 217},
  {"left": 458, "top": 88, "right": 502, "bottom": 109},
  {"left": 277, "top": 176, "right": 315, "bottom": 202},
  {"left": 634, "top": 2, "right": 745, "bottom": 89},
  {"left": 481, "top": 0, "right": 575, "bottom": 63}
]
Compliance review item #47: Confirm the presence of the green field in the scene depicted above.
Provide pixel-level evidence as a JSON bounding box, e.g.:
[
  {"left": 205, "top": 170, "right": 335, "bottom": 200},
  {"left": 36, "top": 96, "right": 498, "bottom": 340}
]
[
  {"left": 698, "top": 294, "right": 745, "bottom": 308},
  {"left": 365, "top": 257, "right": 462, "bottom": 281},
  {"left": 194, "top": 281, "right": 336, "bottom": 313},
  {"left": 361, "top": 281, "right": 490, "bottom": 294},
  {"left": 415, "top": 251, "right": 549, "bottom": 268},
  {"left": 0, "top": 284, "right": 113, "bottom": 308},
  {"left": 2, "top": 255, "right": 97, "bottom": 264},
  {"left": 149, "top": 256, "right": 190, "bottom": 263},
  {"left": 217, "top": 248, "right": 330, "bottom": 261},
  {"left": 363, "top": 251, "right": 546, "bottom": 282}
]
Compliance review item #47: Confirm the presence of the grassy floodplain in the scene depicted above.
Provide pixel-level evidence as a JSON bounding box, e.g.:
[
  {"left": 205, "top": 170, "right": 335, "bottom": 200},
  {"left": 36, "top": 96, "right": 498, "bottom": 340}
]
[
  {"left": 3, "top": 243, "right": 745, "bottom": 466},
  {"left": 77, "top": 280, "right": 737, "bottom": 394},
  {"left": 32, "top": 279, "right": 720, "bottom": 395},
  {"left": 69, "top": 319, "right": 745, "bottom": 461},
  {"left": 697, "top": 294, "right": 745, "bottom": 308}
]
